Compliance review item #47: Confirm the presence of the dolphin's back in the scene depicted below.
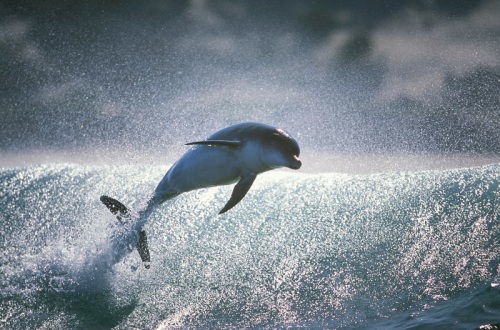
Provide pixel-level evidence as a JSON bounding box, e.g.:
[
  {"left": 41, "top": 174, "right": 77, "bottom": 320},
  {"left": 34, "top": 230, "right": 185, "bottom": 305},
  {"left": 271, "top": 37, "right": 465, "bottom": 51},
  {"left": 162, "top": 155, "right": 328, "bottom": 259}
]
[{"left": 207, "top": 122, "right": 275, "bottom": 142}]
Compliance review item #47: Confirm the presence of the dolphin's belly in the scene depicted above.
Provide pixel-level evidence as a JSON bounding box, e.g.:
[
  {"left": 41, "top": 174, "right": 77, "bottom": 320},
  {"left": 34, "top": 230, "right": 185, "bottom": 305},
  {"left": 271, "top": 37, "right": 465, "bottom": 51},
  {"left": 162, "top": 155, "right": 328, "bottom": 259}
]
[{"left": 154, "top": 146, "right": 242, "bottom": 199}]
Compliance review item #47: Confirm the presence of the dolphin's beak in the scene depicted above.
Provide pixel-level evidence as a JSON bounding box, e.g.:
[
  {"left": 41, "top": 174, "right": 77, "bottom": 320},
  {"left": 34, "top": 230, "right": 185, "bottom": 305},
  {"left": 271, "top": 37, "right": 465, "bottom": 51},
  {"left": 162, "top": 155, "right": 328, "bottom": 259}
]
[{"left": 290, "top": 155, "right": 302, "bottom": 169}]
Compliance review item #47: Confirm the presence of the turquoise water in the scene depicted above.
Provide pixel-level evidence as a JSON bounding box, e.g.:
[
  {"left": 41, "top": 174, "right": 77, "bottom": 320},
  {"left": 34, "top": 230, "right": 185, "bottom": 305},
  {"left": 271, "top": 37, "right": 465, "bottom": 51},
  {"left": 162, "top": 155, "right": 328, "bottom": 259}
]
[{"left": 1, "top": 163, "right": 499, "bottom": 329}]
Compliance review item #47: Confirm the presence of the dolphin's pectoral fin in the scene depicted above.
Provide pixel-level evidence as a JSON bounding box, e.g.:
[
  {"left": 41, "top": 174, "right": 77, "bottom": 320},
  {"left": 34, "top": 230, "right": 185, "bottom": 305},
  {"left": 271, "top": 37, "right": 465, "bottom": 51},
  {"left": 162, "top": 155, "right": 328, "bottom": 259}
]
[
  {"left": 185, "top": 140, "right": 241, "bottom": 148},
  {"left": 100, "top": 195, "right": 129, "bottom": 223},
  {"left": 219, "top": 172, "right": 257, "bottom": 214},
  {"left": 137, "top": 230, "right": 151, "bottom": 269}
]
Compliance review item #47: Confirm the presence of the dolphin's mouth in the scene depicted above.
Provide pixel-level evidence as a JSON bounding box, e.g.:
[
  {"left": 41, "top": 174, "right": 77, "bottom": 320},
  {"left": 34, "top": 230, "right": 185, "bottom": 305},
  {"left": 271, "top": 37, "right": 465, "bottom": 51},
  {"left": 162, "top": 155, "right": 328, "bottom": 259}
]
[{"left": 290, "top": 155, "right": 302, "bottom": 169}]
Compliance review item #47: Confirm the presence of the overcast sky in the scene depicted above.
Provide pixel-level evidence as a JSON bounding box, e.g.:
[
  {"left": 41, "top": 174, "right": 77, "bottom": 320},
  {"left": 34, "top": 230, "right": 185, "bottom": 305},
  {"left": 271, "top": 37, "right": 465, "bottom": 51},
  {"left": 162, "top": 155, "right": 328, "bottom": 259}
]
[{"left": 1, "top": 0, "right": 499, "bottom": 154}]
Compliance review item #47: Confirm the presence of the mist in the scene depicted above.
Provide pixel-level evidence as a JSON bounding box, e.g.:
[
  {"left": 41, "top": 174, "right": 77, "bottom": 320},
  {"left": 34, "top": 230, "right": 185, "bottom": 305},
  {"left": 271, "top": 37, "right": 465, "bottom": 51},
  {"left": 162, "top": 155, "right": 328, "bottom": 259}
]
[{"left": 1, "top": 0, "right": 499, "bottom": 161}]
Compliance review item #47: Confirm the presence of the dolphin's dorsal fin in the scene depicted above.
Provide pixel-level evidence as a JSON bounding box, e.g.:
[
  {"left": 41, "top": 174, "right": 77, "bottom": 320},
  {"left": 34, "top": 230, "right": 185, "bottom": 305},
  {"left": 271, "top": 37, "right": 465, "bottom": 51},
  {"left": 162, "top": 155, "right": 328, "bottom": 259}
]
[
  {"left": 219, "top": 172, "right": 257, "bottom": 214},
  {"left": 185, "top": 140, "right": 241, "bottom": 148}
]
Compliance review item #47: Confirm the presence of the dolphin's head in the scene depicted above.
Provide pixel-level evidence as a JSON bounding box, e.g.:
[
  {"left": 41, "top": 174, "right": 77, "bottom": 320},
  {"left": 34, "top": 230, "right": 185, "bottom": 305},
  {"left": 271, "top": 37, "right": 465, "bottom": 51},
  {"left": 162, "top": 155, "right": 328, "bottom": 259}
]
[
  {"left": 207, "top": 122, "right": 301, "bottom": 173},
  {"left": 258, "top": 127, "right": 301, "bottom": 171},
  {"left": 268, "top": 128, "right": 301, "bottom": 169}
]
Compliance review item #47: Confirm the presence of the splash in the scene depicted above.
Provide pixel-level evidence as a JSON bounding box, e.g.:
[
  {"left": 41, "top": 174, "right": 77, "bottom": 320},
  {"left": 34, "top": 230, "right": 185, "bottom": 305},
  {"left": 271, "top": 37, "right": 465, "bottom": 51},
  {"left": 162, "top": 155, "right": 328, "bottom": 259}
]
[{"left": 1, "top": 163, "right": 499, "bottom": 328}]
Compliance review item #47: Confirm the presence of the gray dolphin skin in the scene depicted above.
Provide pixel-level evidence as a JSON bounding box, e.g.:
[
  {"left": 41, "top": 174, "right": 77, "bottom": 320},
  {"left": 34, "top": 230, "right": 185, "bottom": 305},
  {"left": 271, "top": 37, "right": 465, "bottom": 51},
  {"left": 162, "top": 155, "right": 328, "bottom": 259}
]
[{"left": 101, "top": 122, "right": 301, "bottom": 268}]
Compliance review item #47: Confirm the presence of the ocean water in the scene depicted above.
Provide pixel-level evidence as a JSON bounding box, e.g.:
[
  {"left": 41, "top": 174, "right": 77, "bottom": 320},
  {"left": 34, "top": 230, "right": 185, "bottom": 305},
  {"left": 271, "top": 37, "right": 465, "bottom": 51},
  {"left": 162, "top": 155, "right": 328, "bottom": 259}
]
[{"left": 1, "top": 163, "right": 499, "bottom": 329}]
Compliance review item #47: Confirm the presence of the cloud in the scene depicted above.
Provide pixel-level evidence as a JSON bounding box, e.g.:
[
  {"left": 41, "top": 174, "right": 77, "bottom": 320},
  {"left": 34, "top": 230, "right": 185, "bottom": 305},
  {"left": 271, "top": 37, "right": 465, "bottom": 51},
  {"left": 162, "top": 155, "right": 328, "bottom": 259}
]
[
  {"left": 371, "top": 0, "right": 499, "bottom": 102},
  {"left": 0, "top": 19, "right": 30, "bottom": 41},
  {"left": 0, "top": 18, "right": 45, "bottom": 64}
]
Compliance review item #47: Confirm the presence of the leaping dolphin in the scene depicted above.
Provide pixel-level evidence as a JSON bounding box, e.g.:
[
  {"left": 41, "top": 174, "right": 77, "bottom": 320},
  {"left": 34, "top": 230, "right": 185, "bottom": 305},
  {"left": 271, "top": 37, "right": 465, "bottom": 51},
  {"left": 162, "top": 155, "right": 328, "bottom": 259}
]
[{"left": 101, "top": 122, "right": 301, "bottom": 268}]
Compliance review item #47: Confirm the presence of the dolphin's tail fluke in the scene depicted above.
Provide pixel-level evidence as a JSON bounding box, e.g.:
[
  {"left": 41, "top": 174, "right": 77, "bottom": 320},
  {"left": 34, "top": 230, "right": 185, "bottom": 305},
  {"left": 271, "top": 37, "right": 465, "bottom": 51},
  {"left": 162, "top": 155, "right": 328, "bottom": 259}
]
[{"left": 100, "top": 195, "right": 151, "bottom": 269}]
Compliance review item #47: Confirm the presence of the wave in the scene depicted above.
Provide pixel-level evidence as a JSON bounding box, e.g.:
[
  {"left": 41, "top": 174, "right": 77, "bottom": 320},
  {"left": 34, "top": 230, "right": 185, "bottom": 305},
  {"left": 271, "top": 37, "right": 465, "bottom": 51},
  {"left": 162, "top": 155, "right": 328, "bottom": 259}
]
[{"left": 1, "top": 163, "right": 499, "bottom": 329}]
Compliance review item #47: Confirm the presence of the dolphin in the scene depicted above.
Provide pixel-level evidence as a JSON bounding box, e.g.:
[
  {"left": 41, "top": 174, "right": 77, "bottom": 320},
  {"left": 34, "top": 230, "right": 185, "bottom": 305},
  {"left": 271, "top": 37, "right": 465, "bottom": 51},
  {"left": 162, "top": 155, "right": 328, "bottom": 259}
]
[{"left": 100, "top": 122, "right": 301, "bottom": 268}]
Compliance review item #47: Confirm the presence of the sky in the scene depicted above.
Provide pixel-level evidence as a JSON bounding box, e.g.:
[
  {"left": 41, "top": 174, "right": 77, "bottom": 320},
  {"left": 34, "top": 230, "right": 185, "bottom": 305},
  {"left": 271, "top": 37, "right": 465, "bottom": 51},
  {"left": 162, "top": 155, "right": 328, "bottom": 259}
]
[{"left": 1, "top": 0, "right": 499, "bottom": 156}]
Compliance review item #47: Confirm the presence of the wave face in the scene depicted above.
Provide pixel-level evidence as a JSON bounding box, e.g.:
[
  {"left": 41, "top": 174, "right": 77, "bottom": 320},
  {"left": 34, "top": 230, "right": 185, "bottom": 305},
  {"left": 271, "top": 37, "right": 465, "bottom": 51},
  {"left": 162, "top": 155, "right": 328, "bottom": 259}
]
[{"left": 1, "top": 163, "right": 500, "bottom": 329}]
